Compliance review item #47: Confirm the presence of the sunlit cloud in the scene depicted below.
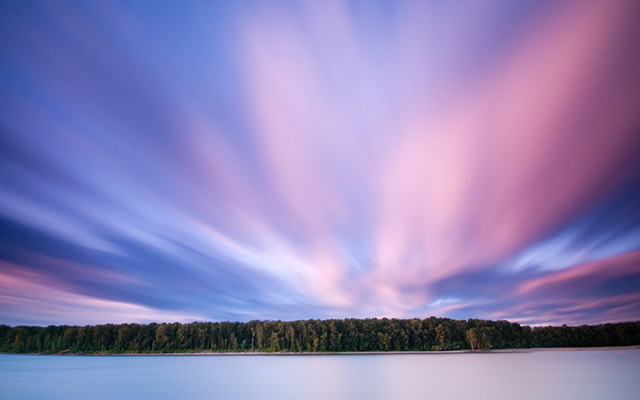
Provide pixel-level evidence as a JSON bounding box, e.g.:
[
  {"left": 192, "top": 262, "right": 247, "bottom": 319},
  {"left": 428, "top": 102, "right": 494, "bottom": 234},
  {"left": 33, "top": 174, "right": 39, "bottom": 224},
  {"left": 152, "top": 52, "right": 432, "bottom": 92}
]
[
  {"left": 0, "top": 262, "right": 205, "bottom": 326},
  {"left": 1, "top": 0, "right": 639, "bottom": 326}
]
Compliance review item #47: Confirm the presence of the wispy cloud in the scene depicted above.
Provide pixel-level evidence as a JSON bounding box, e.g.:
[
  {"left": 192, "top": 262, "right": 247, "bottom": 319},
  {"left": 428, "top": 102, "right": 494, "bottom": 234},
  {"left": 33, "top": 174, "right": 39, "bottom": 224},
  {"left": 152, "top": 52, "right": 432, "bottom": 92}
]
[{"left": 1, "top": 0, "right": 639, "bottom": 325}]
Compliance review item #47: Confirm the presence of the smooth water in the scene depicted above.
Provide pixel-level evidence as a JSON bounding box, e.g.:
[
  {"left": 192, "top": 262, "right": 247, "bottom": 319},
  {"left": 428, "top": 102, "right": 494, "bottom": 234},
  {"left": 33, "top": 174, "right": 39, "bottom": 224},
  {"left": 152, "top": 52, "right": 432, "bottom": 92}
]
[{"left": 1, "top": 349, "right": 638, "bottom": 400}]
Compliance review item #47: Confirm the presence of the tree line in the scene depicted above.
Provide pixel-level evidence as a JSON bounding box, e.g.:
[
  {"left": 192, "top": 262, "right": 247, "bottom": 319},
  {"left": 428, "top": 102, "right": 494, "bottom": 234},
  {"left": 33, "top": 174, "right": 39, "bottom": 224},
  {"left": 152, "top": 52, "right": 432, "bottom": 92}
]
[{"left": 1, "top": 318, "right": 638, "bottom": 354}]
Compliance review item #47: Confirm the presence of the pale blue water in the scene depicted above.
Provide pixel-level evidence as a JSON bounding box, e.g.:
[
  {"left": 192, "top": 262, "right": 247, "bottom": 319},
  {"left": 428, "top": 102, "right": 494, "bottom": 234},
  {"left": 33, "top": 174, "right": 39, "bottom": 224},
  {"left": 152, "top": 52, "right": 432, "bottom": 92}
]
[{"left": 0, "top": 349, "right": 638, "bottom": 399}]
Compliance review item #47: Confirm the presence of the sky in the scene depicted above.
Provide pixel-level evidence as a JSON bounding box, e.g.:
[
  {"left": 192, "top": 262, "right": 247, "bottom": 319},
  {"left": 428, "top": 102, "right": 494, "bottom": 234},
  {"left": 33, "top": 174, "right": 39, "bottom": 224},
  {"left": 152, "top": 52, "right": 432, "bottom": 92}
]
[{"left": 1, "top": 0, "right": 640, "bottom": 327}]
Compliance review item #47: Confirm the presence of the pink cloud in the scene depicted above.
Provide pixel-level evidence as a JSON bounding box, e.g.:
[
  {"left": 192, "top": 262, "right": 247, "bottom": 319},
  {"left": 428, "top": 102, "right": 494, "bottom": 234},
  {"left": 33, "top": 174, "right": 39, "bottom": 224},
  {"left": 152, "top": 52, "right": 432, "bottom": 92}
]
[
  {"left": 229, "top": 0, "right": 640, "bottom": 317},
  {"left": 516, "top": 250, "right": 640, "bottom": 297},
  {"left": 369, "top": 0, "right": 640, "bottom": 306},
  {"left": 0, "top": 261, "right": 203, "bottom": 325}
]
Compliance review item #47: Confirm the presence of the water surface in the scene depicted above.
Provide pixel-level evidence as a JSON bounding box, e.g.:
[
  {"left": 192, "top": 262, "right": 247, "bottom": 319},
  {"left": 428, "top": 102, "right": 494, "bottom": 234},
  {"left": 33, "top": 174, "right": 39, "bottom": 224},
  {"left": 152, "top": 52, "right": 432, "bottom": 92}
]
[{"left": 1, "top": 349, "right": 638, "bottom": 399}]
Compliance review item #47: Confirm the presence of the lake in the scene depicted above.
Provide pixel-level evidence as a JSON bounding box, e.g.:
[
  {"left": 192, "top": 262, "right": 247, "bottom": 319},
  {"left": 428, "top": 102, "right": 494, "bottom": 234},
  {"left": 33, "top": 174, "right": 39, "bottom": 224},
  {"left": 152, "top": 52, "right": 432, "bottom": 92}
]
[{"left": 1, "top": 349, "right": 638, "bottom": 399}]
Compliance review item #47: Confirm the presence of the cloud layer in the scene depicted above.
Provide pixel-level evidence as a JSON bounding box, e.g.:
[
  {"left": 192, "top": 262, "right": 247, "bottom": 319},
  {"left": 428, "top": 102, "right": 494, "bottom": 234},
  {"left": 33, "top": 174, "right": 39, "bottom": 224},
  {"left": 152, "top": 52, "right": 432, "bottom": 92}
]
[{"left": 1, "top": 0, "right": 639, "bottom": 326}]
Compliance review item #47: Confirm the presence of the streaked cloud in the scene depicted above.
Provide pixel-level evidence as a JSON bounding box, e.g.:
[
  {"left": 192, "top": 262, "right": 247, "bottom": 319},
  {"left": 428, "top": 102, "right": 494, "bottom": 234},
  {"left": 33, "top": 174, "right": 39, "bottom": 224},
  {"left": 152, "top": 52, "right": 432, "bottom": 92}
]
[{"left": 1, "top": 0, "right": 639, "bottom": 326}]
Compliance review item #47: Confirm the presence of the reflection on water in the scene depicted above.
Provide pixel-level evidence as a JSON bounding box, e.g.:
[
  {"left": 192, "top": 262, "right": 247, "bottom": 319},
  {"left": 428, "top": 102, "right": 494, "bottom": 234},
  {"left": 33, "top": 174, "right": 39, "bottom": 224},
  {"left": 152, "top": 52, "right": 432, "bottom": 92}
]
[{"left": 0, "top": 349, "right": 638, "bottom": 400}]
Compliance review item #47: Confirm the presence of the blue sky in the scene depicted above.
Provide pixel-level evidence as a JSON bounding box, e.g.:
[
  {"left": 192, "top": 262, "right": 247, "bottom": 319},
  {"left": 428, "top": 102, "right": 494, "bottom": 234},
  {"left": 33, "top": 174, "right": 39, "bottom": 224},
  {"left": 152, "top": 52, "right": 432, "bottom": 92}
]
[{"left": 1, "top": 0, "right": 640, "bottom": 326}]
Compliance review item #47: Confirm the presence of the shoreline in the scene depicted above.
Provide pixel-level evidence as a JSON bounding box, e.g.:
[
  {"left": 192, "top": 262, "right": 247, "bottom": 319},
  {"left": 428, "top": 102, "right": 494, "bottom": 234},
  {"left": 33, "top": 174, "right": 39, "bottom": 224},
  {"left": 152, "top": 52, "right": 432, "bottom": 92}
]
[{"left": 5, "top": 345, "right": 639, "bottom": 356}]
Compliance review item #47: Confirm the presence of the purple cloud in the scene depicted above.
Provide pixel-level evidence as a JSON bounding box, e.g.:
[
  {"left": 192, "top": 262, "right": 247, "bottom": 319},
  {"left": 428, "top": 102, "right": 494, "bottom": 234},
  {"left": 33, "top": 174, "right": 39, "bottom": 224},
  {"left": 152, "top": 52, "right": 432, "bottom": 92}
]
[{"left": 1, "top": 0, "right": 639, "bottom": 326}]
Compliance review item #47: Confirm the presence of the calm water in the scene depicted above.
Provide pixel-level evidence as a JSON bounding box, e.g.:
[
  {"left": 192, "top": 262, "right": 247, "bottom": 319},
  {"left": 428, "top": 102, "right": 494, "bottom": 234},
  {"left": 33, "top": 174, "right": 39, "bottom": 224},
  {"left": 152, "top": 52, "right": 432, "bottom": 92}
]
[{"left": 1, "top": 349, "right": 638, "bottom": 399}]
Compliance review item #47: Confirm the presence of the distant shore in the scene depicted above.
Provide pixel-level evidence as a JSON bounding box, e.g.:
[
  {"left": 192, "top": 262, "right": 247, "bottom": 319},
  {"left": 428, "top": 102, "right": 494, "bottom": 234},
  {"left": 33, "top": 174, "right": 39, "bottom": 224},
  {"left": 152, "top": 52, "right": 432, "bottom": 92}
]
[
  {"left": 6, "top": 345, "right": 638, "bottom": 356},
  {"left": 4, "top": 319, "right": 638, "bottom": 355}
]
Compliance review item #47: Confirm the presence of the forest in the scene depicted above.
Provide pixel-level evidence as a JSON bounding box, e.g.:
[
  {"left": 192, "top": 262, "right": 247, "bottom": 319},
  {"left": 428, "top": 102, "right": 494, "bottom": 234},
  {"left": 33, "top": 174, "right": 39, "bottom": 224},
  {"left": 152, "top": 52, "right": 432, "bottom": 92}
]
[{"left": 1, "top": 318, "right": 638, "bottom": 354}]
